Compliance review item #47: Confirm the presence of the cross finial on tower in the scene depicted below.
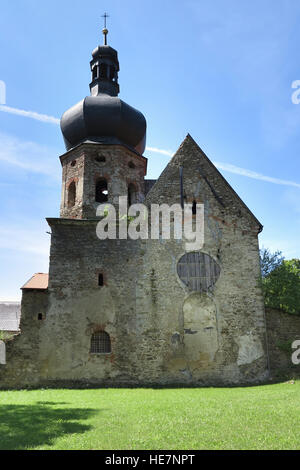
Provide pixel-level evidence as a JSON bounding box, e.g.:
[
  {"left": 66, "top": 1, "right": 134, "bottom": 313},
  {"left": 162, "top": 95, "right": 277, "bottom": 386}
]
[{"left": 101, "top": 12, "right": 110, "bottom": 45}]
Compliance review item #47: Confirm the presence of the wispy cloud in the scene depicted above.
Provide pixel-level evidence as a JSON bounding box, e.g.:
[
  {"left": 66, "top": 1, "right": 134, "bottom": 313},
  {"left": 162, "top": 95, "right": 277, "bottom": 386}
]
[
  {"left": 0, "top": 224, "right": 50, "bottom": 256},
  {"left": 213, "top": 161, "right": 300, "bottom": 189},
  {"left": 146, "top": 145, "right": 300, "bottom": 189},
  {"left": 146, "top": 146, "right": 173, "bottom": 157},
  {"left": 0, "top": 132, "right": 61, "bottom": 179},
  {"left": 0, "top": 105, "right": 60, "bottom": 125},
  {"left": 1, "top": 104, "right": 299, "bottom": 190}
]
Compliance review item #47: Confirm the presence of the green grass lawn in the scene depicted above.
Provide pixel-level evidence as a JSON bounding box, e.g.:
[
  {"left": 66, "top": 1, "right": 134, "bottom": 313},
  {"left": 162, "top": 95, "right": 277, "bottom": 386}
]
[{"left": 0, "top": 381, "right": 299, "bottom": 450}]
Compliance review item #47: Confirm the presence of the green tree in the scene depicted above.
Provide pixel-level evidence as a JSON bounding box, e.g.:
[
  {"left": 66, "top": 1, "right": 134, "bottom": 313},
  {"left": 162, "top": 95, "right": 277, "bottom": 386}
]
[
  {"left": 263, "top": 259, "right": 300, "bottom": 315},
  {"left": 259, "top": 247, "right": 284, "bottom": 278}
]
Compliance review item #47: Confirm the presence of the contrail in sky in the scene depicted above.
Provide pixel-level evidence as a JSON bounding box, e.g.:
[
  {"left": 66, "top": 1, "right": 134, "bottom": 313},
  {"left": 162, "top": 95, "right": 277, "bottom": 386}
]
[{"left": 1, "top": 104, "right": 299, "bottom": 189}]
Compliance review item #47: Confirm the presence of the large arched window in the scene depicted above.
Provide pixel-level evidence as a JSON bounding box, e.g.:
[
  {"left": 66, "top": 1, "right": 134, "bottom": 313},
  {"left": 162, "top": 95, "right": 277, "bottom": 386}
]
[
  {"left": 90, "top": 331, "right": 111, "bottom": 354},
  {"left": 95, "top": 179, "right": 108, "bottom": 203},
  {"left": 68, "top": 181, "right": 76, "bottom": 208}
]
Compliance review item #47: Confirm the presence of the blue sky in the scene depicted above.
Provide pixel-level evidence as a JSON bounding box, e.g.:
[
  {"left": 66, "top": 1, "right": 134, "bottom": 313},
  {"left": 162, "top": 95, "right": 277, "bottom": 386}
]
[{"left": 0, "top": 0, "right": 299, "bottom": 300}]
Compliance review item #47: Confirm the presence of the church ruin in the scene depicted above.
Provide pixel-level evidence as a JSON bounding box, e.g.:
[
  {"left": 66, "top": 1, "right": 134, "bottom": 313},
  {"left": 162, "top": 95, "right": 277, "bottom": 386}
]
[{"left": 0, "top": 26, "right": 269, "bottom": 388}]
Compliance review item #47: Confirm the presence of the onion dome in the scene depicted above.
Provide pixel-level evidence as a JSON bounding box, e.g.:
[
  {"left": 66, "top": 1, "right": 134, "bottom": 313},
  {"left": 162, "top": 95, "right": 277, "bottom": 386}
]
[{"left": 60, "top": 24, "right": 146, "bottom": 155}]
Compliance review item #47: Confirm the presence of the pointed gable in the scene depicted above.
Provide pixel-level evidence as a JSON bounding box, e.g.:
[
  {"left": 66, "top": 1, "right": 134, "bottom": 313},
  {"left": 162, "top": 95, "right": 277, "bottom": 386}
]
[{"left": 145, "top": 134, "right": 262, "bottom": 232}]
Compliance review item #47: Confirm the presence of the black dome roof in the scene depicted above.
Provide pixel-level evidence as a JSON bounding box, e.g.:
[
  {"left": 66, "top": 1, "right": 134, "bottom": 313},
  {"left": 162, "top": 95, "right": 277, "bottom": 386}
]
[
  {"left": 60, "top": 95, "right": 146, "bottom": 154},
  {"left": 60, "top": 37, "right": 146, "bottom": 155},
  {"left": 91, "top": 45, "right": 119, "bottom": 62}
]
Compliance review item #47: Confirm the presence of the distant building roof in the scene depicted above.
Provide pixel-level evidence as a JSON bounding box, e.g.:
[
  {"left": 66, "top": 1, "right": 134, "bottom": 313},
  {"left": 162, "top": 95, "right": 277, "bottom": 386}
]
[
  {"left": 22, "top": 273, "right": 49, "bottom": 290},
  {"left": 0, "top": 302, "right": 21, "bottom": 332}
]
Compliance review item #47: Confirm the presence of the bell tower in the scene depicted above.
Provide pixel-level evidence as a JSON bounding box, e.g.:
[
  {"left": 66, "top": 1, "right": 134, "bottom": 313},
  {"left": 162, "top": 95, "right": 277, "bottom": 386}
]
[{"left": 59, "top": 22, "right": 147, "bottom": 219}]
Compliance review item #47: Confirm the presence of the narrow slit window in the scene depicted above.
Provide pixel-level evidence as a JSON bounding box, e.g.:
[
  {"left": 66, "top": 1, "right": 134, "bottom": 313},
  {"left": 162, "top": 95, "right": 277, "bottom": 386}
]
[
  {"left": 109, "top": 65, "right": 115, "bottom": 80},
  {"left": 98, "top": 273, "right": 104, "bottom": 286},
  {"left": 192, "top": 200, "right": 197, "bottom": 215},
  {"left": 92, "top": 66, "right": 98, "bottom": 80}
]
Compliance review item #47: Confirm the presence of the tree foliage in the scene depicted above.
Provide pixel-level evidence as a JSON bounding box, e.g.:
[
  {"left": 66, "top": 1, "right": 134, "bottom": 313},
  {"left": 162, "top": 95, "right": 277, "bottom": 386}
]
[
  {"left": 261, "top": 257, "right": 300, "bottom": 315},
  {"left": 259, "top": 248, "right": 284, "bottom": 278}
]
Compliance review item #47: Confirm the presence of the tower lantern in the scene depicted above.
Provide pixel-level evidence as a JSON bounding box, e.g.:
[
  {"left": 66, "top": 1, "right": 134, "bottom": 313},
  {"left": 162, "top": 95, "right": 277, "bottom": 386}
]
[{"left": 59, "top": 19, "right": 147, "bottom": 219}]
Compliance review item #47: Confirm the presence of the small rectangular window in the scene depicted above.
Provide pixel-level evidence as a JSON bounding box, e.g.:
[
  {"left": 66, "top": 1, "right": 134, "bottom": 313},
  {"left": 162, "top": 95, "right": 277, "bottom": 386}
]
[{"left": 98, "top": 273, "right": 104, "bottom": 286}]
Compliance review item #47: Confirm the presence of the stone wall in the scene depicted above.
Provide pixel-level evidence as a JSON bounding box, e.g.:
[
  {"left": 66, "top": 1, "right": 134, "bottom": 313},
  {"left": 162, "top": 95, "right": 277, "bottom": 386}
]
[
  {"left": 142, "top": 135, "right": 268, "bottom": 385},
  {"left": 265, "top": 307, "right": 300, "bottom": 378},
  {"left": 0, "top": 291, "right": 48, "bottom": 388},
  {"left": 0, "top": 136, "right": 270, "bottom": 388}
]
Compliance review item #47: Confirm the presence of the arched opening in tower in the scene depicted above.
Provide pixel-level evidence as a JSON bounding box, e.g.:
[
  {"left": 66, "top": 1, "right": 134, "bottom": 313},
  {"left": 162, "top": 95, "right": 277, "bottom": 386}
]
[
  {"left": 68, "top": 181, "right": 76, "bottom": 208},
  {"left": 95, "top": 179, "right": 108, "bottom": 203},
  {"left": 92, "top": 66, "right": 98, "bottom": 80},
  {"left": 100, "top": 63, "right": 109, "bottom": 80}
]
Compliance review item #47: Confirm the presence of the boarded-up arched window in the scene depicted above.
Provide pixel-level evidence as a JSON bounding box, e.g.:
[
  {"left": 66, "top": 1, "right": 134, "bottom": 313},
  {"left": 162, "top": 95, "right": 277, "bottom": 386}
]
[
  {"left": 177, "top": 252, "right": 220, "bottom": 292},
  {"left": 95, "top": 179, "right": 108, "bottom": 203},
  {"left": 90, "top": 331, "right": 111, "bottom": 354},
  {"left": 68, "top": 181, "right": 76, "bottom": 208}
]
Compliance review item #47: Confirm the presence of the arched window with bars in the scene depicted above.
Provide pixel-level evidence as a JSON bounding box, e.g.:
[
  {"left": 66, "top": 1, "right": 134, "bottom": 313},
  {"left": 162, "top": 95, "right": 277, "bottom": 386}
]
[{"left": 90, "top": 331, "right": 111, "bottom": 354}]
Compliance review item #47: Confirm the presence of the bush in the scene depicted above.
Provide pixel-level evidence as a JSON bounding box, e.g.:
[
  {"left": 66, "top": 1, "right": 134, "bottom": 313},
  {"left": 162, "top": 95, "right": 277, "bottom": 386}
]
[
  {"left": 262, "top": 259, "right": 300, "bottom": 315},
  {"left": 260, "top": 248, "right": 284, "bottom": 278}
]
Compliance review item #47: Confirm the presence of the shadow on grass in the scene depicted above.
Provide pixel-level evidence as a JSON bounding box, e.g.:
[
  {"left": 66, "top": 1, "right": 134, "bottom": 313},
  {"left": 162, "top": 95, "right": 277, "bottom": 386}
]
[{"left": 0, "top": 402, "right": 98, "bottom": 450}]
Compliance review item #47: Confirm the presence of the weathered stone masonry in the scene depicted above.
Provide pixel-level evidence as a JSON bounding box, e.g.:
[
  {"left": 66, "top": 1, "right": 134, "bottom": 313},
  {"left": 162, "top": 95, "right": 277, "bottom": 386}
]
[
  {"left": 0, "top": 136, "right": 270, "bottom": 387},
  {"left": 0, "top": 32, "right": 273, "bottom": 388},
  {"left": 265, "top": 308, "right": 300, "bottom": 377}
]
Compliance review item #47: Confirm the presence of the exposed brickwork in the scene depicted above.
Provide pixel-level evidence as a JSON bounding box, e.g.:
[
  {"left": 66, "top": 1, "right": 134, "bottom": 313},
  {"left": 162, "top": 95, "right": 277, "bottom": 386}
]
[{"left": 60, "top": 143, "right": 147, "bottom": 219}]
